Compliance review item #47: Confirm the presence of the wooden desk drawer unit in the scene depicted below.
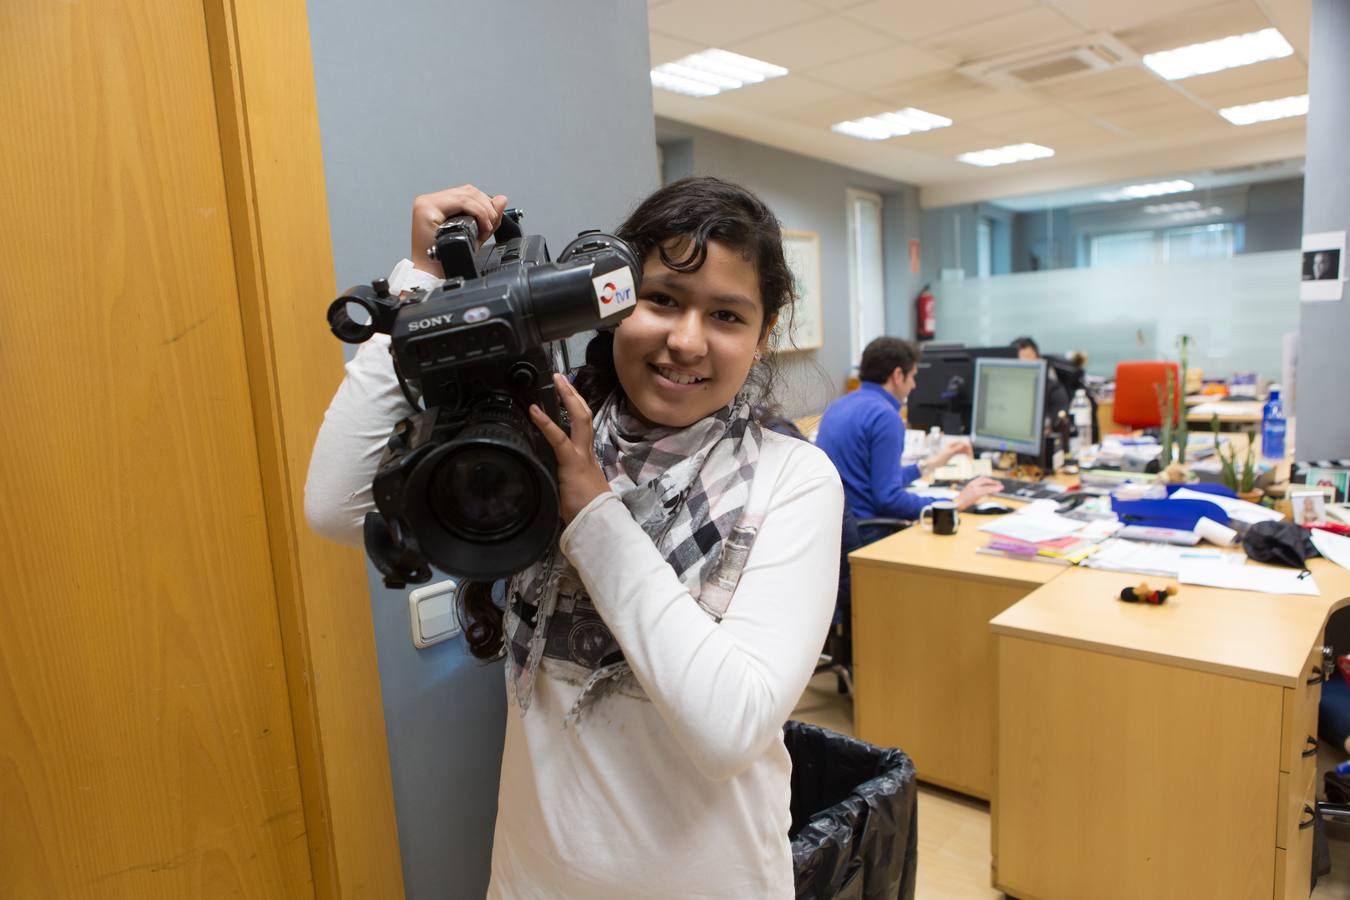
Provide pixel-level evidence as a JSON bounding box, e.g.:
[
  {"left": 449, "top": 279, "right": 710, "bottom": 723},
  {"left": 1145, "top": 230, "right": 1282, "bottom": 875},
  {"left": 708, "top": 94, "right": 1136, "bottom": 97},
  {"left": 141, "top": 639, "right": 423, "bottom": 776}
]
[
  {"left": 1280, "top": 646, "right": 1324, "bottom": 774},
  {"left": 990, "top": 564, "right": 1350, "bottom": 900}
]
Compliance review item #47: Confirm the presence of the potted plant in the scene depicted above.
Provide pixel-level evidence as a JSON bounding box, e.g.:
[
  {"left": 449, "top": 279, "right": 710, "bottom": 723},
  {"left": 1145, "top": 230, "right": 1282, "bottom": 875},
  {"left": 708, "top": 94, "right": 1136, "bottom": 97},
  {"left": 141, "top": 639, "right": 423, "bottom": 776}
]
[
  {"left": 1213, "top": 416, "right": 1262, "bottom": 502},
  {"left": 1154, "top": 335, "right": 1191, "bottom": 470}
]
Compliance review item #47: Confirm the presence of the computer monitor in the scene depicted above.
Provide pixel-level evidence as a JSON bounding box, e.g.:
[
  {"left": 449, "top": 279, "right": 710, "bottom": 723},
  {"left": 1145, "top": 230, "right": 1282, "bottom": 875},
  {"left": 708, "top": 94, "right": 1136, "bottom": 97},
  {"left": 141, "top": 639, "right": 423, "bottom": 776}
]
[
  {"left": 970, "top": 358, "right": 1047, "bottom": 457},
  {"left": 906, "top": 344, "right": 1020, "bottom": 433}
]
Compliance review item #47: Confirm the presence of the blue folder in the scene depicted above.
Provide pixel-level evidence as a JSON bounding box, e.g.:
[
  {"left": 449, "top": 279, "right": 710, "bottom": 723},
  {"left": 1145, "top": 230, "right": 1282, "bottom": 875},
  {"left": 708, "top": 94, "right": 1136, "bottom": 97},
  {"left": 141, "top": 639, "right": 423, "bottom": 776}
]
[{"left": 1111, "top": 483, "right": 1234, "bottom": 531}]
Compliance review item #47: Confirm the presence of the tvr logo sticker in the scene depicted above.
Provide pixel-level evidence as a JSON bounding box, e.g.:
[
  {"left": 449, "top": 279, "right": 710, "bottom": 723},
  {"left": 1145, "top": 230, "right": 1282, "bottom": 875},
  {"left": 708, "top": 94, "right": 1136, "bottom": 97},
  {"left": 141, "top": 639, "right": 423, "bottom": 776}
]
[{"left": 593, "top": 266, "right": 636, "bottom": 318}]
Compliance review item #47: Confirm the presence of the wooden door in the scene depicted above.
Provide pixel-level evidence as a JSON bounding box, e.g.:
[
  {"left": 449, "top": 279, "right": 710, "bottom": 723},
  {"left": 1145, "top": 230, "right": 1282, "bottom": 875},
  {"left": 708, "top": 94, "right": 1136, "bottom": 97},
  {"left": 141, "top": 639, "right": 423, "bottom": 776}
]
[{"left": 1, "top": 2, "right": 399, "bottom": 896}]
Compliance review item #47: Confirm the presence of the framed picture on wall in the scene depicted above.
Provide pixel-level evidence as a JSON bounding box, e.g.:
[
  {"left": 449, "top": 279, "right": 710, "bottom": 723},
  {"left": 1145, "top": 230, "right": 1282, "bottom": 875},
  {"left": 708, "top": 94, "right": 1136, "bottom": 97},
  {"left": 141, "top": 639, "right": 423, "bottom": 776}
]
[{"left": 778, "top": 229, "right": 823, "bottom": 352}]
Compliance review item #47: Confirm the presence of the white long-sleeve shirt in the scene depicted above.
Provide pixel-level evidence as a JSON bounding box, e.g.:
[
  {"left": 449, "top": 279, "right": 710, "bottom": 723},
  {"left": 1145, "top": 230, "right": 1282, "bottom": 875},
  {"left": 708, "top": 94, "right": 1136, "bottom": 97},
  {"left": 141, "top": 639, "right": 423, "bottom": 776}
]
[{"left": 306, "top": 328, "right": 843, "bottom": 899}]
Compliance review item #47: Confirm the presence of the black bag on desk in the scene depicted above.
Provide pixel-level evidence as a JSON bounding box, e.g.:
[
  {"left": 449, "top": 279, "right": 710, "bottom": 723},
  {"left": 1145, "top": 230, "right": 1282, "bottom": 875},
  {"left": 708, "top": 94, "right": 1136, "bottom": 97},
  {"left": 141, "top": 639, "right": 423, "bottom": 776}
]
[{"left": 1241, "top": 521, "right": 1320, "bottom": 568}]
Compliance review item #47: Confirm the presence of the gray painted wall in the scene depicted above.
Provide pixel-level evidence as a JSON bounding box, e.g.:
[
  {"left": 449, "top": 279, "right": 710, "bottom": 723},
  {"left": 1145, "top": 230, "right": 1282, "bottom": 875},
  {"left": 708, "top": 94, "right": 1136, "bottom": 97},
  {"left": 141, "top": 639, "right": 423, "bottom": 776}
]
[
  {"left": 918, "top": 202, "right": 1016, "bottom": 283},
  {"left": 306, "top": 2, "right": 658, "bottom": 897},
  {"left": 1297, "top": 0, "right": 1350, "bottom": 458},
  {"left": 654, "top": 118, "right": 921, "bottom": 417}
]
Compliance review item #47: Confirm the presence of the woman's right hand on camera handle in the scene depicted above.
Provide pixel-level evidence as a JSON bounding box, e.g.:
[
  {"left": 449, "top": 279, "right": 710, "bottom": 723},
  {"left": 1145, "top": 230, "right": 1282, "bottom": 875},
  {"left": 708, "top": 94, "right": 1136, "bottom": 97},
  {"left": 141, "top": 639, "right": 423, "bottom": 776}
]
[{"left": 410, "top": 185, "right": 508, "bottom": 275}]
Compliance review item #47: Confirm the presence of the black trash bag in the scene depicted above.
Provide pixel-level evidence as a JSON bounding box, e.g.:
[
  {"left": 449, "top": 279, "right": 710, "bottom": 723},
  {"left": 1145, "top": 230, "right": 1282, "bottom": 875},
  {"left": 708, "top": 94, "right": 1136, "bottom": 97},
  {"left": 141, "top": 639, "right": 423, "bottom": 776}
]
[
  {"left": 1242, "top": 520, "right": 1320, "bottom": 568},
  {"left": 784, "top": 720, "right": 917, "bottom": 900}
]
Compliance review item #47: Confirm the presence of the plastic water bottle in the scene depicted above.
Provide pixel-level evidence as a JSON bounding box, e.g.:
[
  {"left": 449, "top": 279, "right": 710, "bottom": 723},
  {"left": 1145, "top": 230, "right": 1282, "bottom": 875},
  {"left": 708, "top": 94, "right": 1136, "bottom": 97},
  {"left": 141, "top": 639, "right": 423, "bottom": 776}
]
[
  {"left": 1069, "top": 389, "right": 1093, "bottom": 457},
  {"left": 1262, "top": 385, "right": 1286, "bottom": 461},
  {"left": 926, "top": 426, "right": 943, "bottom": 457}
]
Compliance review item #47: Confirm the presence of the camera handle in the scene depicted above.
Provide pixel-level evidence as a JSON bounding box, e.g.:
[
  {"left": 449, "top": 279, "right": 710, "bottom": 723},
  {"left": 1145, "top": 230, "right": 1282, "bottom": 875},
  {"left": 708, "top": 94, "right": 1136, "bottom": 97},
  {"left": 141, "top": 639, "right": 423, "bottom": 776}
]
[{"left": 429, "top": 208, "right": 526, "bottom": 280}]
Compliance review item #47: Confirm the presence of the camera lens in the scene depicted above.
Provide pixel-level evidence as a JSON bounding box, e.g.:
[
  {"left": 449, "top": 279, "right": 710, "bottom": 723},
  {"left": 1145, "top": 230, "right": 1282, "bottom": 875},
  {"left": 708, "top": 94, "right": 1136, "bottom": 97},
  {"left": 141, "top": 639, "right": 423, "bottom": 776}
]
[
  {"left": 429, "top": 445, "right": 541, "bottom": 540},
  {"left": 400, "top": 401, "right": 561, "bottom": 580}
]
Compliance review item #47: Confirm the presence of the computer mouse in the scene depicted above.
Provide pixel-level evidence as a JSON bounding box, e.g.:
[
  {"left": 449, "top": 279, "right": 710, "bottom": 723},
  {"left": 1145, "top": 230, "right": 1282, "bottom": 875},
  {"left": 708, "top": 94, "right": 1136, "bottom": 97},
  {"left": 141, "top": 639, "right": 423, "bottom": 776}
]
[{"left": 969, "top": 503, "right": 1014, "bottom": 515}]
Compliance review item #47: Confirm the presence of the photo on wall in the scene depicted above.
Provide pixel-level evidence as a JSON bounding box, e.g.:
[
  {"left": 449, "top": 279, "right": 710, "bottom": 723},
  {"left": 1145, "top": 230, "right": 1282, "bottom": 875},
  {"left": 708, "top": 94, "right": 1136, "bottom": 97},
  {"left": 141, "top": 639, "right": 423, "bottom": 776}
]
[{"left": 1300, "top": 230, "right": 1346, "bottom": 302}]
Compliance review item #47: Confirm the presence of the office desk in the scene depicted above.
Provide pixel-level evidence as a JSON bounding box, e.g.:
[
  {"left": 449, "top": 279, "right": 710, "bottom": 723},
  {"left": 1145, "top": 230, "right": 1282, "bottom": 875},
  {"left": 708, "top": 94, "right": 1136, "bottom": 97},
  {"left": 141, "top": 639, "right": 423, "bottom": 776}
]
[
  {"left": 1187, "top": 399, "right": 1265, "bottom": 428},
  {"left": 991, "top": 562, "right": 1350, "bottom": 900},
  {"left": 849, "top": 513, "right": 1065, "bottom": 799},
  {"left": 1097, "top": 397, "right": 1265, "bottom": 432}
]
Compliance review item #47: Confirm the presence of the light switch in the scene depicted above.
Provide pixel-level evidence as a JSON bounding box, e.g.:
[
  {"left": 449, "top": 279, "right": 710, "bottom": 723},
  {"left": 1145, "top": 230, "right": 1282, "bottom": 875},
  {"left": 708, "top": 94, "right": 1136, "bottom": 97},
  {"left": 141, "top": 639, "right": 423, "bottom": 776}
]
[{"left": 408, "top": 579, "right": 461, "bottom": 649}]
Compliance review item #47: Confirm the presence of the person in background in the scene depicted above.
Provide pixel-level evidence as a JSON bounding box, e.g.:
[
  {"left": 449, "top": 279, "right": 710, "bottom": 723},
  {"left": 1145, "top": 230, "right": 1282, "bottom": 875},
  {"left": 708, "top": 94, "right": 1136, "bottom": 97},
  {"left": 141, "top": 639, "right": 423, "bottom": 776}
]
[
  {"left": 816, "top": 336, "right": 1001, "bottom": 545},
  {"left": 1011, "top": 336, "right": 1071, "bottom": 422}
]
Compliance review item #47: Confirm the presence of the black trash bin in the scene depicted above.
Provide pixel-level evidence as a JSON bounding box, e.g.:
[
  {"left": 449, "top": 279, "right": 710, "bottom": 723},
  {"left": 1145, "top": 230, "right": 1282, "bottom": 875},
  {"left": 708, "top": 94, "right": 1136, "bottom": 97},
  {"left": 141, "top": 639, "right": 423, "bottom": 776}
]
[{"left": 785, "top": 720, "right": 918, "bottom": 900}]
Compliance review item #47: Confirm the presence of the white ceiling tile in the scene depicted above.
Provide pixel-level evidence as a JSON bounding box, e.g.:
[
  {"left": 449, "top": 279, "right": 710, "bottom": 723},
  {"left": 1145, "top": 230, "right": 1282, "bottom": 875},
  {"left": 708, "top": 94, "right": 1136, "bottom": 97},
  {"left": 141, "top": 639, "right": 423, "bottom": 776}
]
[
  {"left": 807, "top": 44, "right": 955, "bottom": 91},
  {"left": 1062, "top": 82, "right": 1190, "bottom": 116},
  {"left": 647, "top": 0, "right": 822, "bottom": 47},
  {"left": 1179, "top": 57, "right": 1307, "bottom": 102},
  {"left": 649, "top": 32, "right": 706, "bottom": 66},
  {"left": 920, "top": 7, "right": 1086, "bottom": 62},
  {"left": 964, "top": 105, "right": 1081, "bottom": 134},
  {"left": 843, "top": 0, "right": 1038, "bottom": 42},
  {"left": 1017, "top": 121, "right": 1123, "bottom": 150},
  {"left": 1099, "top": 101, "right": 1214, "bottom": 132},
  {"left": 730, "top": 15, "right": 900, "bottom": 71},
  {"left": 1199, "top": 76, "right": 1310, "bottom": 111},
  {"left": 1116, "top": 1, "right": 1274, "bottom": 56},
  {"left": 1034, "top": 67, "right": 1161, "bottom": 101},
  {"left": 803, "top": 0, "right": 875, "bottom": 9},
  {"left": 894, "top": 124, "right": 1008, "bottom": 154},
  {"left": 891, "top": 84, "right": 1043, "bottom": 119},
  {"left": 1043, "top": 0, "right": 1224, "bottom": 33},
  {"left": 714, "top": 75, "right": 849, "bottom": 113},
  {"left": 785, "top": 93, "right": 904, "bottom": 128}
]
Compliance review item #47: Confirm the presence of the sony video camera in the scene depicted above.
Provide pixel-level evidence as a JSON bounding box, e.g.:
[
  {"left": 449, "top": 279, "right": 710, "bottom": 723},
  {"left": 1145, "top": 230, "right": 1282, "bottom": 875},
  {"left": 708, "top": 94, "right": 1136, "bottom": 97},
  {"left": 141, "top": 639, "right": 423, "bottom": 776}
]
[{"left": 328, "top": 209, "right": 641, "bottom": 586}]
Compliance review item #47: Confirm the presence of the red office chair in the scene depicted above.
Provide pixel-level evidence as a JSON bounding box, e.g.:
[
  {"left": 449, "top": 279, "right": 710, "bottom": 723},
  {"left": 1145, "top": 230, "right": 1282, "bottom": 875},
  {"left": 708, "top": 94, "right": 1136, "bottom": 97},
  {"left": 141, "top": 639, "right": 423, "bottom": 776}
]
[{"left": 1113, "top": 361, "right": 1180, "bottom": 429}]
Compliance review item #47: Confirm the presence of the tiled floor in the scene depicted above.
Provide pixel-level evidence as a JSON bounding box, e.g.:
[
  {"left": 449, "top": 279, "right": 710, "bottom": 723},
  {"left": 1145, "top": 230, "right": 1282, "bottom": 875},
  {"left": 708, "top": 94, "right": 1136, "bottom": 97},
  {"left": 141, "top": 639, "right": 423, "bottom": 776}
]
[{"left": 791, "top": 672, "right": 1350, "bottom": 899}]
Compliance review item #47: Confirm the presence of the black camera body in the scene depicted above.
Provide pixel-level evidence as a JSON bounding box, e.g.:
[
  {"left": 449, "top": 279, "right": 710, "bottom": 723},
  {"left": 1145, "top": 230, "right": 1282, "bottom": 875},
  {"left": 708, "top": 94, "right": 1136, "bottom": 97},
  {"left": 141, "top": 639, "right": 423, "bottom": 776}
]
[{"left": 328, "top": 209, "right": 641, "bottom": 586}]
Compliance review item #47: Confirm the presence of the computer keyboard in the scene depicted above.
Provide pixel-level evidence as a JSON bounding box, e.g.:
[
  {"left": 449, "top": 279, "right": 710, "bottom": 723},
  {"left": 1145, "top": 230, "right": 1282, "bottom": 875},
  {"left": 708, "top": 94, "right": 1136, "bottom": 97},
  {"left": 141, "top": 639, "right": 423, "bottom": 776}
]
[{"left": 994, "top": 478, "right": 1067, "bottom": 501}]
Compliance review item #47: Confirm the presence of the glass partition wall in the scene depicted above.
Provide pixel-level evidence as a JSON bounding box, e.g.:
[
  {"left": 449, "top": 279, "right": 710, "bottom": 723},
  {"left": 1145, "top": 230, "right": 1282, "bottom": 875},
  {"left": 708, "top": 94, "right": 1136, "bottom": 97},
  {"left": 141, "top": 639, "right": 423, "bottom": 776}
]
[{"left": 916, "top": 164, "right": 1305, "bottom": 381}]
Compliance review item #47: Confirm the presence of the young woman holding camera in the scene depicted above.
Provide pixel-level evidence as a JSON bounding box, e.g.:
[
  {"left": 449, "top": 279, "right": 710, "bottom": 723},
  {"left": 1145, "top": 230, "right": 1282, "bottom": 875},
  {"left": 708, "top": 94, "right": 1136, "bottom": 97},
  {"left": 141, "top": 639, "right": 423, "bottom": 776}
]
[{"left": 307, "top": 177, "right": 843, "bottom": 898}]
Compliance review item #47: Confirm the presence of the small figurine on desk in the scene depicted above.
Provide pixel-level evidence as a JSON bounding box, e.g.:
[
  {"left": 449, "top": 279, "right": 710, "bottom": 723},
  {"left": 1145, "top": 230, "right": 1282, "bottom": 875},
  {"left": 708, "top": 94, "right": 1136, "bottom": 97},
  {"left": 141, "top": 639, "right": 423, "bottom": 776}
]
[{"left": 1119, "top": 581, "right": 1177, "bottom": 605}]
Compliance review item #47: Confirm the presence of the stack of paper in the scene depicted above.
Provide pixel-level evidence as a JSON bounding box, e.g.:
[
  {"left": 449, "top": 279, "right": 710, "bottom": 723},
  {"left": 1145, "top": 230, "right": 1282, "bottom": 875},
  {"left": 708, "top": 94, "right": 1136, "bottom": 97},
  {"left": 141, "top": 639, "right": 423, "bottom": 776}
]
[
  {"left": 1189, "top": 401, "right": 1264, "bottom": 418},
  {"left": 1310, "top": 529, "right": 1350, "bottom": 572},
  {"left": 1084, "top": 539, "right": 1244, "bottom": 578},
  {"left": 979, "top": 535, "right": 1099, "bottom": 565},
  {"left": 1178, "top": 560, "right": 1319, "bottom": 596},
  {"left": 978, "top": 512, "right": 1084, "bottom": 544}
]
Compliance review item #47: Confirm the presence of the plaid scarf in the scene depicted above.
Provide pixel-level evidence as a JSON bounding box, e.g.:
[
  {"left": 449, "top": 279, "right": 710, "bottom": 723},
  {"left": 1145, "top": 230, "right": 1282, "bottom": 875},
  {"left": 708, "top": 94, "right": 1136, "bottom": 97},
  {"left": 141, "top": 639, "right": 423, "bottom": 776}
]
[{"left": 502, "top": 390, "right": 764, "bottom": 722}]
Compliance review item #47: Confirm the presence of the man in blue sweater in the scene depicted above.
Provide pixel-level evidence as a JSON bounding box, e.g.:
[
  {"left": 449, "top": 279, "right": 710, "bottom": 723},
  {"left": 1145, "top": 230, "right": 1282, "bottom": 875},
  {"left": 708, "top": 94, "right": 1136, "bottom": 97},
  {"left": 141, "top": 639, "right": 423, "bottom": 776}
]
[{"left": 817, "top": 337, "right": 1001, "bottom": 544}]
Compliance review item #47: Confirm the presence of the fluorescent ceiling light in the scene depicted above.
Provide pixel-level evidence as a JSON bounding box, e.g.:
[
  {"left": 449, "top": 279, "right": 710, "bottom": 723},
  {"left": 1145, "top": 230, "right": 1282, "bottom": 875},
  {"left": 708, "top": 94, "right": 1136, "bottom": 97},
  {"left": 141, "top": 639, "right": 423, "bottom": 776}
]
[
  {"left": 1170, "top": 206, "right": 1224, "bottom": 222},
  {"left": 956, "top": 143, "right": 1054, "bottom": 167},
  {"left": 1100, "top": 180, "right": 1194, "bottom": 202},
  {"left": 651, "top": 49, "right": 787, "bottom": 97},
  {"left": 831, "top": 108, "right": 952, "bottom": 141},
  {"left": 1219, "top": 94, "right": 1309, "bottom": 126},
  {"left": 1142, "top": 27, "right": 1293, "bottom": 80},
  {"left": 1144, "top": 200, "right": 1202, "bottom": 214}
]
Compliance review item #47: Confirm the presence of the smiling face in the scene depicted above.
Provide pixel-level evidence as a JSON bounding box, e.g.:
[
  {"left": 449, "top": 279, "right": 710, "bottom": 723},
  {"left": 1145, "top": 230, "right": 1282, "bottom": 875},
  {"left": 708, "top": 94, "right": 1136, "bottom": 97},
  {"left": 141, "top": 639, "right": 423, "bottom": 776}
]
[{"left": 612, "top": 239, "right": 771, "bottom": 428}]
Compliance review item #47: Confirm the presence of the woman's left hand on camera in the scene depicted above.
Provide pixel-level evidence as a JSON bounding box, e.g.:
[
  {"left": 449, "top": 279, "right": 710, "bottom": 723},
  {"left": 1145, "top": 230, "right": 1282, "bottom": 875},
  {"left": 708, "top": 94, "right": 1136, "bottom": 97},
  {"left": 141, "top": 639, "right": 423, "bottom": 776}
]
[{"left": 530, "top": 374, "right": 611, "bottom": 524}]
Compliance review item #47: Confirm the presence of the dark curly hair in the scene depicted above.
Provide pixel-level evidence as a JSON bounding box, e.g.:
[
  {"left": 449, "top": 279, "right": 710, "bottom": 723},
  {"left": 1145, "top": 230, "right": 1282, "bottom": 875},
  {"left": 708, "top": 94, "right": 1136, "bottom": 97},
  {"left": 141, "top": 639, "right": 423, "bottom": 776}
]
[{"left": 458, "top": 176, "right": 797, "bottom": 660}]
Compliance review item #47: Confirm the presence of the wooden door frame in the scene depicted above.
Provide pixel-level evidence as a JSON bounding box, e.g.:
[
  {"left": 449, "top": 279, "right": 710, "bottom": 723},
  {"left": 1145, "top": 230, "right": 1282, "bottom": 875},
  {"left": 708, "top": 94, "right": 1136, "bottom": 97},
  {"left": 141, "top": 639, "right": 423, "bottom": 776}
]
[{"left": 202, "top": 0, "right": 404, "bottom": 895}]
